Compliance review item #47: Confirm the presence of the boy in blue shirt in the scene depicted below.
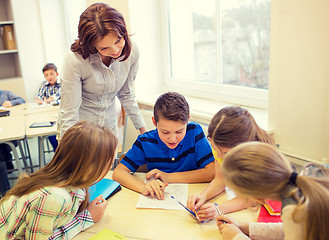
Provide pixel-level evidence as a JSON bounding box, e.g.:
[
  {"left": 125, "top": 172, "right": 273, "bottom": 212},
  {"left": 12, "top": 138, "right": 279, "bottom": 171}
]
[{"left": 113, "top": 92, "right": 215, "bottom": 199}]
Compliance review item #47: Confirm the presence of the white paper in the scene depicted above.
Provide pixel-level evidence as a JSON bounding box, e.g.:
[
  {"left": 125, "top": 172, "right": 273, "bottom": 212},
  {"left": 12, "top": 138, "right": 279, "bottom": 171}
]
[
  {"left": 136, "top": 183, "right": 188, "bottom": 210},
  {"left": 225, "top": 186, "right": 237, "bottom": 200}
]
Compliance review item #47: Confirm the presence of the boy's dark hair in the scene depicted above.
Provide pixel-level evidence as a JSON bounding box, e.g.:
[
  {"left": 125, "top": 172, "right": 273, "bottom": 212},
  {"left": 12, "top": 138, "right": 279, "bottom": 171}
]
[
  {"left": 42, "top": 63, "right": 57, "bottom": 73},
  {"left": 153, "top": 92, "right": 189, "bottom": 123}
]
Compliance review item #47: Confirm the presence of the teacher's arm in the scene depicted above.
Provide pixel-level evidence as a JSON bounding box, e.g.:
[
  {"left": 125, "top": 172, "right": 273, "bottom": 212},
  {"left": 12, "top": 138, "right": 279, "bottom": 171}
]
[{"left": 58, "top": 52, "right": 83, "bottom": 138}]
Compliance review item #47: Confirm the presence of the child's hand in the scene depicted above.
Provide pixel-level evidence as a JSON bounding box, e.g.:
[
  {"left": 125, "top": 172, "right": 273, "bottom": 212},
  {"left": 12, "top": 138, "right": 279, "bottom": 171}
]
[
  {"left": 45, "top": 96, "right": 54, "bottom": 103},
  {"left": 2, "top": 101, "right": 12, "bottom": 108},
  {"left": 217, "top": 215, "right": 249, "bottom": 236},
  {"left": 194, "top": 203, "right": 218, "bottom": 222},
  {"left": 34, "top": 97, "right": 43, "bottom": 105},
  {"left": 187, "top": 194, "right": 206, "bottom": 212},
  {"left": 142, "top": 179, "right": 167, "bottom": 200},
  {"left": 87, "top": 195, "right": 108, "bottom": 223},
  {"left": 146, "top": 169, "right": 169, "bottom": 183},
  {"left": 218, "top": 222, "right": 244, "bottom": 240}
]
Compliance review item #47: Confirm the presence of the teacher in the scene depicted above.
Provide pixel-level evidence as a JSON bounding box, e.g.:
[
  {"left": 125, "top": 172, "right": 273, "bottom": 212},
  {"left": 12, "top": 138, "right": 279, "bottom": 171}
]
[{"left": 58, "top": 3, "right": 147, "bottom": 138}]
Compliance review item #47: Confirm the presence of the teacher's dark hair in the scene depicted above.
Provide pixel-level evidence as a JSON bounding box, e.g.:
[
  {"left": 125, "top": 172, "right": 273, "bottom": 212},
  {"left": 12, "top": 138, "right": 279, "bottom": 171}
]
[{"left": 71, "top": 3, "right": 131, "bottom": 60}]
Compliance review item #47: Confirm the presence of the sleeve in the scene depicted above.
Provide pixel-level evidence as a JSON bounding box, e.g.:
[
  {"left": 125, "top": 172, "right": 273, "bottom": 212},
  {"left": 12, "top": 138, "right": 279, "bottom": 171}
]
[
  {"left": 58, "top": 52, "right": 83, "bottom": 138},
  {"left": 35, "top": 82, "right": 46, "bottom": 99},
  {"left": 53, "top": 84, "right": 61, "bottom": 101},
  {"left": 194, "top": 124, "right": 214, "bottom": 168},
  {"left": 25, "top": 191, "right": 93, "bottom": 240},
  {"left": 6, "top": 91, "right": 25, "bottom": 106},
  {"left": 120, "top": 135, "right": 147, "bottom": 172},
  {"left": 49, "top": 209, "right": 94, "bottom": 240},
  {"left": 117, "top": 44, "right": 146, "bottom": 130},
  {"left": 232, "top": 232, "right": 251, "bottom": 240},
  {"left": 249, "top": 222, "right": 284, "bottom": 240}
]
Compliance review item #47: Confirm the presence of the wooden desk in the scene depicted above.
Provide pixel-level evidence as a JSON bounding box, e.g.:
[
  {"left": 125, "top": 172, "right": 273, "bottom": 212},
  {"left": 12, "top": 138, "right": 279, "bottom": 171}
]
[
  {"left": 8, "top": 103, "right": 59, "bottom": 116},
  {"left": 73, "top": 172, "right": 259, "bottom": 240},
  {"left": 0, "top": 115, "right": 26, "bottom": 173},
  {"left": 25, "top": 110, "right": 58, "bottom": 168}
]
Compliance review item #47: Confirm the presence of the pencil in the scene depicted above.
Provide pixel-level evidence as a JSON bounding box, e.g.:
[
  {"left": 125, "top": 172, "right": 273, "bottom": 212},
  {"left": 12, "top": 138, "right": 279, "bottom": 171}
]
[{"left": 214, "top": 202, "right": 227, "bottom": 223}]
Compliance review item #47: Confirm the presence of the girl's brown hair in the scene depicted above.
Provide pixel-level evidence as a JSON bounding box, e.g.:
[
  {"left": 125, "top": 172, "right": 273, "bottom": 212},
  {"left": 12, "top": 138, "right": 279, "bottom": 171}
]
[
  {"left": 222, "top": 142, "right": 329, "bottom": 240},
  {"left": 1, "top": 121, "right": 118, "bottom": 211},
  {"left": 208, "top": 106, "right": 275, "bottom": 148},
  {"left": 71, "top": 3, "right": 131, "bottom": 60}
]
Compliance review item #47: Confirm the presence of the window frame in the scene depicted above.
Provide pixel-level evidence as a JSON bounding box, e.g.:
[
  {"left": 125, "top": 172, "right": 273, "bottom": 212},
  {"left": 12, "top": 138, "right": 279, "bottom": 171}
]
[{"left": 161, "top": 0, "right": 269, "bottom": 109}]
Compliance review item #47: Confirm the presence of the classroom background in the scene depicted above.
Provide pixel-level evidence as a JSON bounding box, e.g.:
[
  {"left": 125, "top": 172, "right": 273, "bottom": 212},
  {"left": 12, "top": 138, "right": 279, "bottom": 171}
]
[{"left": 0, "top": 0, "right": 328, "bottom": 167}]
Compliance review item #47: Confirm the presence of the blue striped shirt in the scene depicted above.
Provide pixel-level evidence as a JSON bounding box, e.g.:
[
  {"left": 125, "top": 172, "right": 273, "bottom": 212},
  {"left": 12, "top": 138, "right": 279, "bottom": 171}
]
[
  {"left": 121, "top": 122, "right": 214, "bottom": 173},
  {"left": 35, "top": 80, "right": 61, "bottom": 102}
]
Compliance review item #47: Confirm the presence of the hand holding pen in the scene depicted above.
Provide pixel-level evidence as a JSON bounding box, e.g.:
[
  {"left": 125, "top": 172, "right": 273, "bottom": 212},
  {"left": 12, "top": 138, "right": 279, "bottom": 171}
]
[{"left": 191, "top": 202, "right": 220, "bottom": 222}]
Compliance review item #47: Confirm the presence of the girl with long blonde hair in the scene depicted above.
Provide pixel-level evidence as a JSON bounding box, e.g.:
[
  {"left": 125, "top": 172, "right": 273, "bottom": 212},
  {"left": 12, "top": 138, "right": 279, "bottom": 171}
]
[
  {"left": 187, "top": 106, "right": 275, "bottom": 221},
  {"left": 0, "top": 121, "right": 118, "bottom": 239},
  {"left": 217, "top": 142, "right": 329, "bottom": 240}
]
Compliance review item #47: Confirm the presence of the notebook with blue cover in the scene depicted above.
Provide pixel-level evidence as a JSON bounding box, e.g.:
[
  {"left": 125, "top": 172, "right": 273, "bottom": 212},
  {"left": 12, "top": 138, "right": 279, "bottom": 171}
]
[{"left": 89, "top": 178, "right": 121, "bottom": 202}]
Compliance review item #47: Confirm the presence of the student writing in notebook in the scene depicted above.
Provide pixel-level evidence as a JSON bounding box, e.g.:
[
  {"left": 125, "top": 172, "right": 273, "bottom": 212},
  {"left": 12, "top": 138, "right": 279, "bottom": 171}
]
[
  {"left": 0, "top": 121, "right": 118, "bottom": 239},
  {"left": 187, "top": 106, "right": 276, "bottom": 221},
  {"left": 216, "top": 142, "right": 329, "bottom": 240},
  {"left": 113, "top": 92, "right": 215, "bottom": 200}
]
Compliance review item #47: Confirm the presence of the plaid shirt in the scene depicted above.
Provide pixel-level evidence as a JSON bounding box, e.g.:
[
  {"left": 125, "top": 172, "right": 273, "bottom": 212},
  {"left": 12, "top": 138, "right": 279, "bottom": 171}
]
[
  {"left": 0, "top": 186, "right": 93, "bottom": 240},
  {"left": 35, "top": 81, "right": 61, "bottom": 102}
]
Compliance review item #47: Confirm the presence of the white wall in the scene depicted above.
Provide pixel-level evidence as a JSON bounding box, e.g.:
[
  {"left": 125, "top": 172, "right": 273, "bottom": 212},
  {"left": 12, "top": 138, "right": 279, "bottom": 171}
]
[
  {"left": 11, "top": 0, "right": 86, "bottom": 102},
  {"left": 269, "top": 0, "right": 329, "bottom": 163}
]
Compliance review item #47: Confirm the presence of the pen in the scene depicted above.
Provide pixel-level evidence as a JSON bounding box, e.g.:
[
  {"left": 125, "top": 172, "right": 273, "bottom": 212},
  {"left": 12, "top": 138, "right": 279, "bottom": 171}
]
[
  {"left": 214, "top": 202, "right": 227, "bottom": 223},
  {"left": 171, "top": 196, "right": 197, "bottom": 218}
]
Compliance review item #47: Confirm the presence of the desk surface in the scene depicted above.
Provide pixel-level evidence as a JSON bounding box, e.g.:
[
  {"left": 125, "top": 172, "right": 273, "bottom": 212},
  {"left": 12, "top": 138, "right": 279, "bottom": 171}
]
[
  {"left": 25, "top": 109, "right": 58, "bottom": 138},
  {"left": 73, "top": 172, "right": 259, "bottom": 240},
  {"left": 9, "top": 103, "right": 59, "bottom": 116},
  {"left": 0, "top": 115, "right": 25, "bottom": 141}
]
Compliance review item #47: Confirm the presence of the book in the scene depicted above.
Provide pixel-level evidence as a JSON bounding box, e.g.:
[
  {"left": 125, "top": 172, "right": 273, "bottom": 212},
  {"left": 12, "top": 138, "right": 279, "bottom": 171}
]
[
  {"left": 257, "top": 205, "right": 282, "bottom": 223},
  {"left": 0, "top": 108, "right": 10, "bottom": 117},
  {"left": 263, "top": 200, "right": 281, "bottom": 216},
  {"left": 2, "top": 25, "right": 16, "bottom": 50},
  {"left": 88, "top": 178, "right": 121, "bottom": 202},
  {"left": 89, "top": 229, "right": 126, "bottom": 240}
]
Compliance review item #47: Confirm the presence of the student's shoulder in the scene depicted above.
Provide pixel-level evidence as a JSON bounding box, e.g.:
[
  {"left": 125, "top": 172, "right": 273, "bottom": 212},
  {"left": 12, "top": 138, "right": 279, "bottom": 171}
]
[
  {"left": 37, "top": 187, "right": 83, "bottom": 205},
  {"left": 187, "top": 122, "right": 203, "bottom": 132},
  {"left": 137, "top": 129, "right": 158, "bottom": 142}
]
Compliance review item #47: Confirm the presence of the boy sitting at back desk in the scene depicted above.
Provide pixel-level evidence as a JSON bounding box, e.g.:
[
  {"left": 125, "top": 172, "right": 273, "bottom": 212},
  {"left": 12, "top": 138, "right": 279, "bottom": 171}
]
[
  {"left": 34, "top": 63, "right": 61, "bottom": 105},
  {"left": 113, "top": 92, "right": 215, "bottom": 200}
]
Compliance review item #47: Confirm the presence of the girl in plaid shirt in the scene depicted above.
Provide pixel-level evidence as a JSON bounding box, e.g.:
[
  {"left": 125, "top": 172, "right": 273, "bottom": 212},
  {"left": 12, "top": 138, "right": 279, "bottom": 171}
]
[{"left": 0, "top": 121, "right": 118, "bottom": 239}]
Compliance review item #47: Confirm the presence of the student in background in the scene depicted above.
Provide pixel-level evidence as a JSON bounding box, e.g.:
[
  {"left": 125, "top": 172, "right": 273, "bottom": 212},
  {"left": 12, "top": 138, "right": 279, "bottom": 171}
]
[
  {"left": 0, "top": 89, "right": 25, "bottom": 108},
  {"left": 113, "top": 92, "right": 215, "bottom": 200},
  {"left": 0, "top": 121, "right": 117, "bottom": 239},
  {"left": 217, "top": 142, "right": 329, "bottom": 240},
  {"left": 58, "top": 3, "right": 146, "bottom": 139},
  {"left": 187, "top": 106, "right": 275, "bottom": 221},
  {"left": 35, "top": 63, "right": 61, "bottom": 150},
  {"left": 35, "top": 63, "right": 61, "bottom": 105},
  {"left": 0, "top": 89, "right": 26, "bottom": 171}
]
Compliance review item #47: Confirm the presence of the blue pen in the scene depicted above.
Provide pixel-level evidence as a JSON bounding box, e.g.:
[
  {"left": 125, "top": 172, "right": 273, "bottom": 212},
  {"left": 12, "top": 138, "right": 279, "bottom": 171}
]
[
  {"left": 171, "top": 196, "right": 197, "bottom": 218},
  {"left": 214, "top": 202, "right": 227, "bottom": 223}
]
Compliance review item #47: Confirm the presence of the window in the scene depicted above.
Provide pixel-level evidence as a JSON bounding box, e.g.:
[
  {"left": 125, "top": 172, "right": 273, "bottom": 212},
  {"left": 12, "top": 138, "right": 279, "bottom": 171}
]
[{"left": 164, "top": 0, "right": 271, "bottom": 108}]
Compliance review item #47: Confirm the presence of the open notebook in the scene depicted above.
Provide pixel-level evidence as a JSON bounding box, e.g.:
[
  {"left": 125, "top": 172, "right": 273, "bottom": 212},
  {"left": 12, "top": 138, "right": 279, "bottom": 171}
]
[{"left": 88, "top": 178, "right": 121, "bottom": 202}]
